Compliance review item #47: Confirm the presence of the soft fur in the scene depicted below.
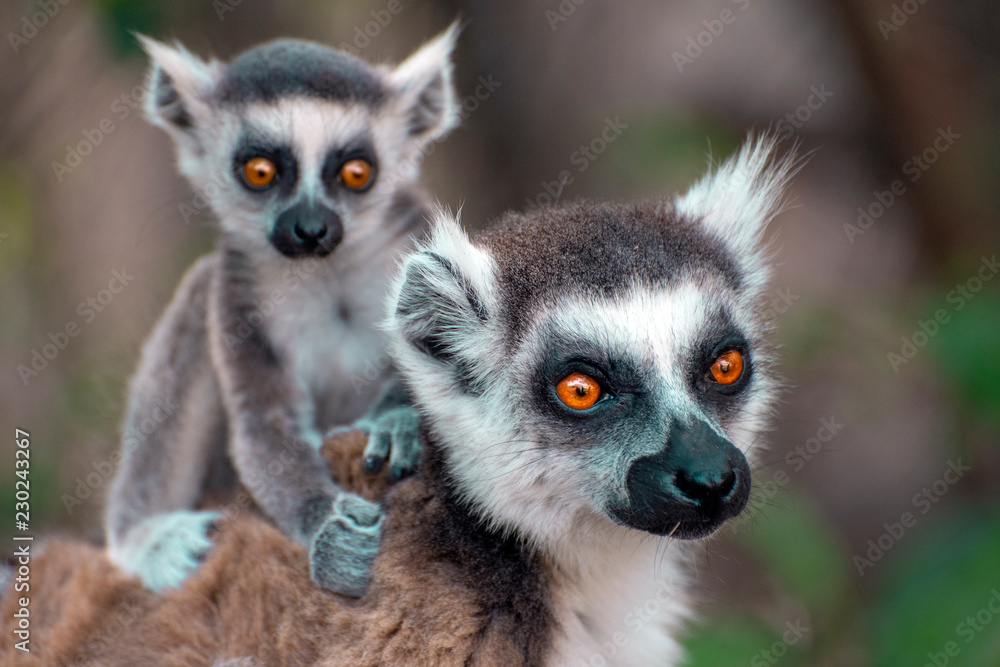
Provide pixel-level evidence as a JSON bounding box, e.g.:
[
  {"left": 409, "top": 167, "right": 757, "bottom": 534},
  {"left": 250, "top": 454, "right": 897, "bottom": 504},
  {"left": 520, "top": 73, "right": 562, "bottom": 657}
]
[
  {"left": 105, "top": 25, "right": 461, "bottom": 597},
  {"left": 2, "top": 137, "right": 794, "bottom": 666},
  {"left": 382, "top": 135, "right": 794, "bottom": 664},
  {"left": 2, "top": 432, "right": 554, "bottom": 666}
]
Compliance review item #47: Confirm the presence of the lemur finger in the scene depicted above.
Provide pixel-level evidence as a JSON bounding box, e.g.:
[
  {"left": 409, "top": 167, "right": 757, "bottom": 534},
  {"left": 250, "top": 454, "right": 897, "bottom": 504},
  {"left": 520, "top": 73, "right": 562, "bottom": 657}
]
[
  {"left": 362, "top": 427, "right": 391, "bottom": 474},
  {"left": 203, "top": 513, "right": 223, "bottom": 540},
  {"left": 388, "top": 412, "right": 422, "bottom": 482}
]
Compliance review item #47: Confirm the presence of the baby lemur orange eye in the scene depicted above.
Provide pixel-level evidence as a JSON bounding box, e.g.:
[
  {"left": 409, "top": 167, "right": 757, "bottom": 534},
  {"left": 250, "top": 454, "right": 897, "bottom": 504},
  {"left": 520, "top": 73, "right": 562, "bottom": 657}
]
[
  {"left": 556, "top": 372, "right": 602, "bottom": 410},
  {"left": 340, "top": 158, "right": 373, "bottom": 190},
  {"left": 710, "top": 350, "right": 744, "bottom": 385},
  {"left": 243, "top": 156, "right": 276, "bottom": 188}
]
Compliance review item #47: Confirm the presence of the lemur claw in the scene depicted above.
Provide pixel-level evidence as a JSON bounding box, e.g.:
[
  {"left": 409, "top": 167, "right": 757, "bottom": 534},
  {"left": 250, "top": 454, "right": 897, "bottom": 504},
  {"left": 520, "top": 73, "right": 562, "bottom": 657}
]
[
  {"left": 355, "top": 406, "right": 422, "bottom": 481},
  {"left": 309, "top": 492, "right": 384, "bottom": 597},
  {"left": 114, "top": 510, "right": 221, "bottom": 593}
]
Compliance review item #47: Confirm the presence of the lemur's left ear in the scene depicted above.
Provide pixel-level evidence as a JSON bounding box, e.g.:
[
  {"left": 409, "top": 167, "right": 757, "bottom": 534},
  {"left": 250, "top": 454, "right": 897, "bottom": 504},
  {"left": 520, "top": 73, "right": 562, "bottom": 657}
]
[
  {"left": 388, "top": 23, "right": 460, "bottom": 145},
  {"left": 137, "top": 35, "right": 224, "bottom": 141},
  {"left": 674, "top": 136, "right": 797, "bottom": 289},
  {"left": 390, "top": 210, "right": 497, "bottom": 378}
]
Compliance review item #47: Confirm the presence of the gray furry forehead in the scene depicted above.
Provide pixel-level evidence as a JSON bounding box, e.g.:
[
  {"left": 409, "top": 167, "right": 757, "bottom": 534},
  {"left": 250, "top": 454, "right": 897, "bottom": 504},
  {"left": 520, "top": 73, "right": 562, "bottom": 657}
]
[
  {"left": 214, "top": 39, "right": 385, "bottom": 106},
  {"left": 137, "top": 22, "right": 460, "bottom": 111},
  {"left": 481, "top": 199, "right": 742, "bottom": 290},
  {"left": 411, "top": 135, "right": 796, "bottom": 307}
]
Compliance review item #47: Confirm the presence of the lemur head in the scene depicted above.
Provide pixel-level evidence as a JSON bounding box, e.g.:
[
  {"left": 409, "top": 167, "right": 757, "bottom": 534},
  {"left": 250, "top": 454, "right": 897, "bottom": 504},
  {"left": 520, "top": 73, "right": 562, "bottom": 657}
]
[
  {"left": 387, "top": 138, "right": 795, "bottom": 552},
  {"left": 139, "top": 25, "right": 459, "bottom": 259}
]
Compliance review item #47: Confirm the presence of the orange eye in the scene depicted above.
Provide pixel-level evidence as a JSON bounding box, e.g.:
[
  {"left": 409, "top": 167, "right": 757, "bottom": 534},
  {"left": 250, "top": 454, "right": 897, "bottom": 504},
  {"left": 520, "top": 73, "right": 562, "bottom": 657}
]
[
  {"left": 243, "top": 156, "right": 276, "bottom": 189},
  {"left": 340, "top": 158, "right": 373, "bottom": 190},
  {"left": 710, "top": 350, "right": 744, "bottom": 385},
  {"left": 556, "top": 372, "right": 602, "bottom": 410}
]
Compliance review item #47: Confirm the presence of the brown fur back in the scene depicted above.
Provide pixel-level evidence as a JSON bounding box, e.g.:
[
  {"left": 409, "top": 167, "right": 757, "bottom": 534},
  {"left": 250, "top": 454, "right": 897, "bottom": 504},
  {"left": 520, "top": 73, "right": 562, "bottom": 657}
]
[{"left": 0, "top": 431, "right": 544, "bottom": 666}]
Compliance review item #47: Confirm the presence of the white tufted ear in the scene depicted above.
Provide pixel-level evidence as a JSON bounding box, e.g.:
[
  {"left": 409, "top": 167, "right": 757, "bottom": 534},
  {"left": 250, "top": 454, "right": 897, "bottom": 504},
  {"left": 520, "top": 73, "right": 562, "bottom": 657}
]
[
  {"left": 389, "top": 209, "right": 496, "bottom": 364},
  {"left": 386, "top": 209, "right": 501, "bottom": 394},
  {"left": 387, "top": 23, "right": 460, "bottom": 146},
  {"left": 674, "top": 135, "right": 798, "bottom": 289},
  {"left": 137, "top": 35, "right": 224, "bottom": 143}
]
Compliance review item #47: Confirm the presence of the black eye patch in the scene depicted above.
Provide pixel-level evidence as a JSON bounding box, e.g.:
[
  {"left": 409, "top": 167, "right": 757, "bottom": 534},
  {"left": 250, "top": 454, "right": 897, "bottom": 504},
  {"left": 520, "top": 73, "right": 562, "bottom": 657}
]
[
  {"left": 688, "top": 313, "right": 753, "bottom": 422},
  {"left": 232, "top": 139, "right": 298, "bottom": 198},
  {"left": 532, "top": 332, "right": 647, "bottom": 422},
  {"left": 321, "top": 140, "right": 378, "bottom": 195}
]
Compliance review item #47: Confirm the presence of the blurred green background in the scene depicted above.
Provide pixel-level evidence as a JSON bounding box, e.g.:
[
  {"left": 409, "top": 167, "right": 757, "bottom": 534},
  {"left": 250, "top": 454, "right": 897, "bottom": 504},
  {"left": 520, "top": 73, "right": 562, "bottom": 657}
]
[{"left": 1, "top": 0, "right": 998, "bottom": 665}]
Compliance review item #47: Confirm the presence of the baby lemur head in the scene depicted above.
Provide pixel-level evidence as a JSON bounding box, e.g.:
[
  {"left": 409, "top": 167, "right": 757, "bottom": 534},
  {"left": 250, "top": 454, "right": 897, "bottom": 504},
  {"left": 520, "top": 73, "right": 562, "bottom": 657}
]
[
  {"left": 139, "top": 26, "right": 458, "bottom": 259},
  {"left": 386, "top": 138, "right": 795, "bottom": 552}
]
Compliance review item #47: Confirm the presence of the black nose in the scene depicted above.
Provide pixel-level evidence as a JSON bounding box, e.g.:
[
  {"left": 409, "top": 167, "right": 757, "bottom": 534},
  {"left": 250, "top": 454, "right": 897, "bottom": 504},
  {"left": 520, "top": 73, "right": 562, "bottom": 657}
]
[
  {"left": 613, "top": 418, "right": 750, "bottom": 539},
  {"left": 270, "top": 202, "right": 343, "bottom": 258},
  {"left": 674, "top": 466, "right": 737, "bottom": 505},
  {"left": 294, "top": 218, "right": 327, "bottom": 244}
]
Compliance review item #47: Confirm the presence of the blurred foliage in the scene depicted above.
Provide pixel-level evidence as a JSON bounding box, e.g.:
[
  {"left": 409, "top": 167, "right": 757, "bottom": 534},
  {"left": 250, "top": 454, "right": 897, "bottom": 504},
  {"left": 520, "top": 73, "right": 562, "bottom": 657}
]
[
  {"left": 683, "top": 277, "right": 1000, "bottom": 664},
  {"left": 0, "top": 161, "right": 34, "bottom": 266},
  {"left": 685, "top": 616, "right": 808, "bottom": 667},
  {"left": 740, "top": 496, "right": 851, "bottom": 622},
  {"left": 870, "top": 509, "right": 1000, "bottom": 667},
  {"left": 930, "top": 289, "right": 1000, "bottom": 428},
  {"left": 2, "top": 445, "right": 59, "bottom": 535},
  {"left": 0, "top": 181, "right": 63, "bottom": 536},
  {"left": 683, "top": 493, "right": 1000, "bottom": 666},
  {"left": 683, "top": 490, "right": 851, "bottom": 666},
  {"left": 613, "top": 115, "right": 741, "bottom": 193},
  {"left": 91, "top": 0, "right": 163, "bottom": 58}
]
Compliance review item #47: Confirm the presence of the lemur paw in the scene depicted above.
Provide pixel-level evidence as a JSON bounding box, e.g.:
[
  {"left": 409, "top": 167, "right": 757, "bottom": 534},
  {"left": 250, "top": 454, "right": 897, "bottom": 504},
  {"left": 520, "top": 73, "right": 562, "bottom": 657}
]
[
  {"left": 309, "top": 492, "right": 383, "bottom": 597},
  {"left": 355, "top": 406, "right": 422, "bottom": 481},
  {"left": 113, "top": 510, "right": 221, "bottom": 593}
]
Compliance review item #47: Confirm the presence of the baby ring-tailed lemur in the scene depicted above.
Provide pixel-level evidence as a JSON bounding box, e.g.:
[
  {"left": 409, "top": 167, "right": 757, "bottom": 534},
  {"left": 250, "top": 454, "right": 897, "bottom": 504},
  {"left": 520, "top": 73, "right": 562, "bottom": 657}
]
[
  {"left": 385, "top": 137, "right": 794, "bottom": 664},
  {"left": 105, "top": 26, "right": 460, "bottom": 596}
]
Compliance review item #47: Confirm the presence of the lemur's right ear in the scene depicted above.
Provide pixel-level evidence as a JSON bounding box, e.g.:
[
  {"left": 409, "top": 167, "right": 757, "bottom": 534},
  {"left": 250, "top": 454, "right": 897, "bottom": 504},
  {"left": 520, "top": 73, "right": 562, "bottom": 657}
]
[
  {"left": 387, "top": 23, "right": 460, "bottom": 148},
  {"left": 137, "top": 35, "right": 223, "bottom": 139},
  {"left": 391, "top": 211, "right": 497, "bottom": 375},
  {"left": 673, "top": 135, "right": 798, "bottom": 293}
]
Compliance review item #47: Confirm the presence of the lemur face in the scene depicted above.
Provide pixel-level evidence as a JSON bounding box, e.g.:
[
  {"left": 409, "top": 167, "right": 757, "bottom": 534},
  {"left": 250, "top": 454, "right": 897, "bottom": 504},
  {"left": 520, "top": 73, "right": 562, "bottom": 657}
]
[
  {"left": 388, "top": 138, "right": 794, "bottom": 550},
  {"left": 139, "top": 28, "right": 458, "bottom": 259},
  {"left": 518, "top": 283, "right": 755, "bottom": 539}
]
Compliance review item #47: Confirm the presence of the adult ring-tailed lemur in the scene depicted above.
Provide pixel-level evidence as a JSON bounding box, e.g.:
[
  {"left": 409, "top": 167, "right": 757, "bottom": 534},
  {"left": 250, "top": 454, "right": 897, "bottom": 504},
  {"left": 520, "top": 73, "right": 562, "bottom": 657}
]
[
  {"left": 105, "top": 25, "right": 460, "bottom": 597},
  {"left": 380, "top": 137, "right": 796, "bottom": 664}
]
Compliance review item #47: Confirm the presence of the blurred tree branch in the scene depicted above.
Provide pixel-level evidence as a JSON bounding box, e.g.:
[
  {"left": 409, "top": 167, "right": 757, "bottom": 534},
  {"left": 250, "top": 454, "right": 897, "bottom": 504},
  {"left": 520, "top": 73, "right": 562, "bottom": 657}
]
[{"left": 829, "top": 0, "right": 997, "bottom": 271}]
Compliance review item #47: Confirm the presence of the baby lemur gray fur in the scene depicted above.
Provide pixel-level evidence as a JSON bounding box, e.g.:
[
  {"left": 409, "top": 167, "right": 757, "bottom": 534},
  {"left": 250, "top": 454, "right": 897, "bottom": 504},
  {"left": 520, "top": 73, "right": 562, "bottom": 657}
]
[{"left": 105, "top": 26, "right": 460, "bottom": 597}]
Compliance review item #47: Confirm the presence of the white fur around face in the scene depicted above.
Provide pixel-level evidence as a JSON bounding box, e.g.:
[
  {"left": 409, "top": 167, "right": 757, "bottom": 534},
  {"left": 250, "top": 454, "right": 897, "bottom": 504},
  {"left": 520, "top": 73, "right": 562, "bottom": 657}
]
[
  {"left": 175, "top": 98, "right": 412, "bottom": 254},
  {"left": 389, "top": 278, "right": 774, "bottom": 666},
  {"left": 546, "top": 523, "right": 691, "bottom": 667},
  {"left": 399, "top": 279, "right": 767, "bottom": 535},
  {"left": 141, "top": 28, "right": 461, "bottom": 261},
  {"left": 385, "top": 137, "right": 791, "bottom": 665}
]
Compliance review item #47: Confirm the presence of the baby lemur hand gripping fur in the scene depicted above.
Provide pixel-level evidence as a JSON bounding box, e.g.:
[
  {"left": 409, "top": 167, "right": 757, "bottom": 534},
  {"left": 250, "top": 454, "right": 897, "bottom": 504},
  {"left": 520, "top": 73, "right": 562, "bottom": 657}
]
[{"left": 105, "top": 26, "right": 460, "bottom": 597}]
